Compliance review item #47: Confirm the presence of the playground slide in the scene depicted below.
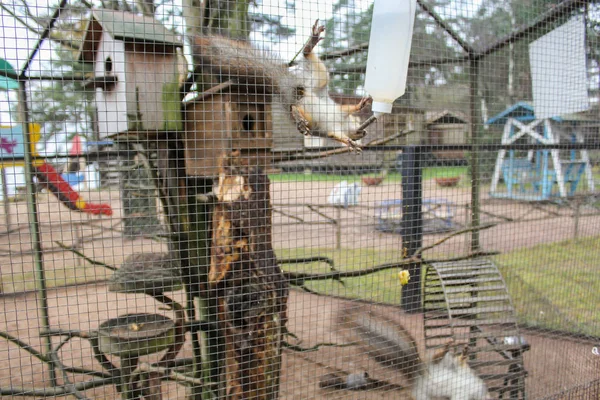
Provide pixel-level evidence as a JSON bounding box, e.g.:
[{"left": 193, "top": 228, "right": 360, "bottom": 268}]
[{"left": 33, "top": 162, "right": 112, "bottom": 216}]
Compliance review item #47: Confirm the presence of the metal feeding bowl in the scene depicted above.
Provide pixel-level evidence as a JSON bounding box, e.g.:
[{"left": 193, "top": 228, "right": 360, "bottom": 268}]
[
  {"left": 97, "top": 313, "right": 176, "bottom": 357},
  {"left": 108, "top": 252, "right": 182, "bottom": 294}
]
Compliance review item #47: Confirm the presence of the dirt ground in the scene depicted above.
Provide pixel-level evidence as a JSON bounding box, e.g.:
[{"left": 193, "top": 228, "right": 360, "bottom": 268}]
[
  {"left": 1, "top": 287, "right": 599, "bottom": 399},
  {"left": 0, "top": 178, "right": 599, "bottom": 399}
]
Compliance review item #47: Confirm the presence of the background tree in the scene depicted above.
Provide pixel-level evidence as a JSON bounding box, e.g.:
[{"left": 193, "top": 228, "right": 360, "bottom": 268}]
[{"left": 320, "top": 0, "right": 464, "bottom": 102}]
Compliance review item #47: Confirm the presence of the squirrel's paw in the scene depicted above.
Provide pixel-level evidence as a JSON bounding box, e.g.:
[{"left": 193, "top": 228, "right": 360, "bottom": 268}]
[
  {"left": 311, "top": 20, "right": 326, "bottom": 40},
  {"left": 348, "top": 128, "right": 367, "bottom": 141},
  {"left": 357, "top": 96, "right": 373, "bottom": 111},
  {"left": 291, "top": 106, "right": 311, "bottom": 136},
  {"left": 303, "top": 20, "right": 326, "bottom": 56},
  {"left": 340, "top": 137, "right": 363, "bottom": 153}
]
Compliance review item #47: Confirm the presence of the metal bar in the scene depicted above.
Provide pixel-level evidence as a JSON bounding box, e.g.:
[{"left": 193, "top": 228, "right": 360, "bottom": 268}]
[
  {"left": 328, "top": 143, "right": 600, "bottom": 152},
  {"left": 1, "top": 150, "right": 138, "bottom": 163},
  {"left": 17, "top": 81, "right": 56, "bottom": 385},
  {"left": 417, "top": 0, "right": 475, "bottom": 55},
  {"left": 320, "top": 42, "right": 369, "bottom": 60},
  {"left": 478, "top": 0, "right": 588, "bottom": 57},
  {"left": 1, "top": 168, "right": 10, "bottom": 232},
  {"left": 469, "top": 58, "right": 481, "bottom": 252},
  {"left": 401, "top": 145, "right": 423, "bottom": 313},
  {"left": 330, "top": 55, "right": 471, "bottom": 75}
]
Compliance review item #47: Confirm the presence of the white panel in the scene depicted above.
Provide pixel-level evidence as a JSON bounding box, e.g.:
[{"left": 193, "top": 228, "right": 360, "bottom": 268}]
[
  {"left": 95, "top": 33, "right": 129, "bottom": 138},
  {"left": 529, "top": 15, "right": 589, "bottom": 119}
]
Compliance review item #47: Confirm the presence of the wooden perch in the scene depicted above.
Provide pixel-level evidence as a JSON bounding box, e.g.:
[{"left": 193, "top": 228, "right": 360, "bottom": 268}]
[{"left": 272, "top": 129, "right": 414, "bottom": 163}]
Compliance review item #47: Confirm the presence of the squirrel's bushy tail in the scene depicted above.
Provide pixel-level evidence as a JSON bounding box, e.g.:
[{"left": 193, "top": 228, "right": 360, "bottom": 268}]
[
  {"left": 192, "top": 36, "right": 297, "bottom": 97},
  {"left": 338, "top": 306, "right": 424, "bottom": 382}
]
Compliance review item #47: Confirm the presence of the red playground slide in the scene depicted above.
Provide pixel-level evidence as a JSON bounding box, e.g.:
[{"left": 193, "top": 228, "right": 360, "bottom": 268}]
[{"left": 32, "top": 162, "right": 112, "bottom": 216}]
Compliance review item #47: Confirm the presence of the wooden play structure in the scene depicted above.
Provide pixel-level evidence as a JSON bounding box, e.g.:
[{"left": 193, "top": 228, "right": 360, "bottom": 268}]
[
  {"left": 488, "top": 102, "right": 595, "bottom": 201},
  {"left": 424, "top": 258, "right": 529, "bottom": 399}
]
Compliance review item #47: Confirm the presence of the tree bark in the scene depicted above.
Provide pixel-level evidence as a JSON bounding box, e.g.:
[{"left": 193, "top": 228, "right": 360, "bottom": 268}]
[{"left": 210, "top": 152, "right": 288, "bottom": 399}]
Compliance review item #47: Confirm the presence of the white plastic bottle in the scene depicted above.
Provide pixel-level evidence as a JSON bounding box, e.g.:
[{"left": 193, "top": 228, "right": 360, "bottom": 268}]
[{"left": 364, "top": 0, "right": 417, "bottom": 115}]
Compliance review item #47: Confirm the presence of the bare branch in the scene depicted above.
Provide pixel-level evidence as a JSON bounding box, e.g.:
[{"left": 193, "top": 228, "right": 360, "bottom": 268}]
[
  {"left": 283, "top": 341, "right": 356, "bottom": 353},
  {"left": 414, "top": 223, "right": 497, "bottom": 257},
  {"left": 39, "top": 329, "right": 94, "bottom": 339},
  {"left": 284, "top": 224, "right": 498, "bottom": 285},
  {"left": 136, "top": 362, "right": 204, "bottom": 385},
  {"left": 285, "top": 249, "right": 500, "bottom": 286},
  {"left": 51, "top": 337, "right": 90, "bottom": 400},
  {"left": 0, "top": 331, "right": 49, "bottom": 362},
  {"left": 278, "top": 257, "right": 335, "bottom": 268},
  {"left": 55, "top": 241, "right": 118, "bottom": 271},
  {"left": 0, "top": 377, "right": 115, "bottom": 396}
]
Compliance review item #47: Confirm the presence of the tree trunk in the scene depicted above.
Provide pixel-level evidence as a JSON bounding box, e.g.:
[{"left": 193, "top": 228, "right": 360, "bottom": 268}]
[{"left": 210, "top": 152, "right": 288, "bottom": 399}]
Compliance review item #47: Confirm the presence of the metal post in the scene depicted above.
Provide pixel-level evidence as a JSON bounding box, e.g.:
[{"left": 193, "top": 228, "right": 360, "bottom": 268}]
[
  {"left": 401, "top": 145, "right": 423, "bottom": 313},
  {"left": 14, "top": 0, "right": 67, "bottom": 386},
  {"left": 1, "top": 168, "right": 10, "bottom": 232},
  {"left": 18, "top": 81, "right": 56, "bottom": 385},
  {"left": 469, "top": 57, "right": 481, "bottom": 252},
  {"left": 335, "top": 207, "right": 342, "bottom": 250}
]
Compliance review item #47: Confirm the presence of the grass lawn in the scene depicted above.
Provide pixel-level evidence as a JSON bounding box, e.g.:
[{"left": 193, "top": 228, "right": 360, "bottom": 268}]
[
  {"left": 277, "top": 236, "right": 600, "bottom": 337},
  {"left": 494, "top": 235, "right": 600, "bottom": 337},
  {"left": 269, "top": 166, "right": 469, "bottom": 184},
  {"left": 1, "top": 263, "right": 112, "bottom": 293}
]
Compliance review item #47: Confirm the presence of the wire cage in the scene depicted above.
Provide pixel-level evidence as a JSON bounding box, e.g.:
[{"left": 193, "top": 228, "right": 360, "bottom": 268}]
[{"left": 0, "top": 0, "right": 600, "bottom": 399}]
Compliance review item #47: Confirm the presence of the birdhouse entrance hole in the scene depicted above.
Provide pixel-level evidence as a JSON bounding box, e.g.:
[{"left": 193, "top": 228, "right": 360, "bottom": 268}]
[
  {"left": 242, "top": 114, "right": 256, "bottom": 135},
  {"left": 104, "top": 57, "right": 113, "bottom": 73}
]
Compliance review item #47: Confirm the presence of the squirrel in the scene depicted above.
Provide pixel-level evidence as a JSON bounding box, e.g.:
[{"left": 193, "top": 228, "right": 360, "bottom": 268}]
[
  {"left": 338, "top": 306, "right": 490, "bottom": 400},
  {"left": 192, "top": 20, "right": 371, "bottom": 151}
]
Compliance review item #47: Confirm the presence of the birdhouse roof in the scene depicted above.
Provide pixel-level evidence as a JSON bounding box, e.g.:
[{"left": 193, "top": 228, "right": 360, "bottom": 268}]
[
  {"left": 78, "top": 9, "right": 182, "bottom": 63},
  {"left": 486, "top": 101, "right": 595, "bottom": 126},
  {"left": 426, "top": 110, "right": 470, "bottom": 125}
]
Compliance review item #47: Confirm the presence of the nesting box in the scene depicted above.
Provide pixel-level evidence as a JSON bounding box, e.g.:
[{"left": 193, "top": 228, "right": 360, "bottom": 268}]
[
  {"left": 183, "top": 86, "right": 273, "bottom": 177},
  {"left": 78, "top": 9, "right": 184, "bottom": 138}
]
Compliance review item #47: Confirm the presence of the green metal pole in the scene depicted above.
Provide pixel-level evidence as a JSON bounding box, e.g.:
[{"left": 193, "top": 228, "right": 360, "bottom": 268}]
[
  {"left": 17, "top": 80, "right": 56, "bottom": 386},
  {"left": 14, "top": 0, "right": 68, "bottom": 386},
  {"left": 469, "top": 57, "right": 481, "bottom": 252}
]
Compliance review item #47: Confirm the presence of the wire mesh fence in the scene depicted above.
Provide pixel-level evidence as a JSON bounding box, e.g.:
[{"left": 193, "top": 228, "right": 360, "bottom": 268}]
[{"left": 0, "top": 0, "right": 599, "bottom": 399}]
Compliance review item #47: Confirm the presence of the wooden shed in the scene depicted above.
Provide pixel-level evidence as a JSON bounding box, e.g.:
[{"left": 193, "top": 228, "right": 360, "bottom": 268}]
[
  {"left": 78, "top": 9, "right": 185, "bottom": 138},
  {"left": 426, "top": 110, "right": 469, "bottom": 160}
]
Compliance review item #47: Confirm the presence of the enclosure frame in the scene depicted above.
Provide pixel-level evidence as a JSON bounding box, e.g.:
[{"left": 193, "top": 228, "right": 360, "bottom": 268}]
[{"left": 0, "top": 0, "right": 596, "bottom": 398}]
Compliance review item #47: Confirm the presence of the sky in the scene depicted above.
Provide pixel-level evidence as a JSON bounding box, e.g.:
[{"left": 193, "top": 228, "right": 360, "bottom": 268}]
[{"left": 0, "top": 0, "right": 55, "bottom": 74}]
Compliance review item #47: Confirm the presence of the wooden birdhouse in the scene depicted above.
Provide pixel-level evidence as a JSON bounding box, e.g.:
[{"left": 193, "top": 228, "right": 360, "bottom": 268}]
[
  {"left": 183, "top": 83, "right": 273, "bottom": 177},
  {"left": 78, "top": 9, "right": 184, "bottom": 138}
]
